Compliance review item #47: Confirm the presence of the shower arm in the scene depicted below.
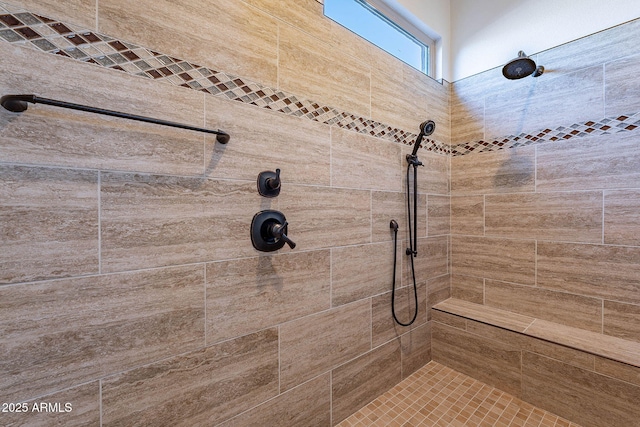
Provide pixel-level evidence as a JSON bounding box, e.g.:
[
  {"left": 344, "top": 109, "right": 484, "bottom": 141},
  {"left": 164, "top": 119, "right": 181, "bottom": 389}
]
[{"left": 0, "top": 94, "right": 230, "bottom": 144}]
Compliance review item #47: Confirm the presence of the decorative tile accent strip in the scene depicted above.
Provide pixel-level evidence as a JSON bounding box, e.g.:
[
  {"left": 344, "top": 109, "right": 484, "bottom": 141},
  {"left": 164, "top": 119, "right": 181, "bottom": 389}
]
[
  {"left": 1, "top": 3, "right": 637, "bottom": 157},
  {"left": 450, "top": 113, "right": 640, "bottom": 156},
  {"left": 0, "top": 2, "right": 450, "bottom": 155}
]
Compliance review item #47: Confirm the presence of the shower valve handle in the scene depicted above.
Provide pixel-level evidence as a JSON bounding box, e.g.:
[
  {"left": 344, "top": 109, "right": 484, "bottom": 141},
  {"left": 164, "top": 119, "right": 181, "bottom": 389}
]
[
  {"left": 266, "top": 168, "right": 281, "bottom": 190},
  {"left": 270, "top": 221, "right": 296, "bottom": 249}
]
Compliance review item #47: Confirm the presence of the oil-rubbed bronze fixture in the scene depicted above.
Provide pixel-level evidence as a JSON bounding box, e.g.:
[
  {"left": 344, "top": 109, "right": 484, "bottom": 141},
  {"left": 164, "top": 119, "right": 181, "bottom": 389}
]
[
  {"left": 250, "top": 210, "right": 296, "bottom": 252},
  {"left": 0, "top": 94, "right": 230, "bottom": 143},
  {"left": 257, "top": 168, "right": 281, "bottom": 197}
]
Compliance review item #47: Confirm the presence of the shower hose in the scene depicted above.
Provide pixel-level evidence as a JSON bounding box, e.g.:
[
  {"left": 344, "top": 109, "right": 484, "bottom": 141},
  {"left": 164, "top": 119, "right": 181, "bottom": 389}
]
[{"left": 390, "top": 161, "right": 420, "bottom": 326}]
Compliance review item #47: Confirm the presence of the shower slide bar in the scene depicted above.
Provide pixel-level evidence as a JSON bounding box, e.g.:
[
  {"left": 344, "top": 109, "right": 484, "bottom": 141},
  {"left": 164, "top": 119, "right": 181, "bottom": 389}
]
[{"left": 0, "top": 94, "right": 230, "bottom": 144}]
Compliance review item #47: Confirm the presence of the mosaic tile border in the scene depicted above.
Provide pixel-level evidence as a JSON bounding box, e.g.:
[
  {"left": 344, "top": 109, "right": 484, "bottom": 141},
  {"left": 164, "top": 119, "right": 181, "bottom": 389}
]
[
  {"left": 450, "top": 113, "right": 640, "bottom": 156},
  {"left": 0, "top": 3, "right": 448, "bottom": 155},
  {"left": 0, "top": 3, "right": 638, "bottom": 158}
]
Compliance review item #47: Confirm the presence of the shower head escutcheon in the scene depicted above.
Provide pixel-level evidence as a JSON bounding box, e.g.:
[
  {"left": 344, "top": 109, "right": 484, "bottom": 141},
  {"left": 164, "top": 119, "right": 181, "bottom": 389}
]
[
  {"left": 409, "top": 120, "right": 436, "bottom": 159},
  {"left": 502, "top": 51, "right": 544, "bottom": 80}
]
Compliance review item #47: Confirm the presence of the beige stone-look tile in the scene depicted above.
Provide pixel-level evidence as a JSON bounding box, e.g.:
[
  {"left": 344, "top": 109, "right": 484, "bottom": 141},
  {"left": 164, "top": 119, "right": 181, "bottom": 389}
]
[
  {"left": 537, "top": 241, "right": 640, "bottom": 305},
  {"left": 603, "top": 300, "right": 640, "bottom": 343},
  {"left": 401, "top": 146, "right": 450, "bottom": 195},
  {"left": 536, "top": 132, "right": 640, "bottom": 191},
  {"left": 6, "top": 0, "right": 96, "bottom": 29},
  {"left": 206, "top": 250, "right": 330, "bottom": 344},
  {"left": 451, "top": 274, "right": 484, "bottom": 304},
  {"left": 604, "top": 189, "right": 640, "bottom": 245},
  {"left": 484, "top": 280, "right": 602, "bottom": 333},
  {"left": 371, "top": 191, "right": 426, "bottom": 243},
  {"left": 332, "top": 242, "right": 398, "bottom": 307},
  {"left": 451, "top": 196, "right": 484, "bottom": 236},
  {"left": 331, "top": 127, "right": 402, "bottom": 191},
  {"left": 332, "top": 340, "right": 402, "bottom": 424},
  {"left": 99, "top": 0, "right": 278, "bottom": 86},
  {"left": 525, "top": 319, "right": 640, "bottom": 367},
  {"left": 485, "top": 191, "right": 603, "bottom": 243},
  {"left": 427, "top": 274, "right": 451, "bottom": 320},
  {"left": 403, "top": 236, "right": 448, "bottom": 286},
  {"left": 100, "top": 173, "right": 261, "bottom": 272},
  {"left": 484, "top": 67, "right": 604, "bottom": 141},
  {"left": 0, "top": 265, "right": 204, "bottom": 401},
  {"left": 594, "top": 356, "right": 640, "bottom": 387},
  {"left": 279, "top": 300, "right": 370, "bottom": 391},
  {"left": 401, "top": 321, "right": 432, "bottom": 378},
  {"left": 451, "top": 235, "right": 535, "bottom": 286},
  {"left": 219, "top": 374, "right": 331, "bottom": 427},
  {"left": 538, "top": 18, "right": 640, "bottom": 78},
  {"left": 522, "top": 351, "right": 640, "bottom": 427},
  {"left": 205, "top": 96, "right": 330, "bottom": 185},
  {"left": 0, "top": 381, "right": 99, "bottom": 427},
  {"left": 466, "top": 320, "right": 596, "bottom": 371},
  {"left": 451, "top": 147, "right": 535, "bottom": 196},
  {"left": 432, "top": 310, "right": 467, "bottom": 330},
  {"left": 270, "top": 0, "right": 390, "bottom": 78},
  {"left": 244, "top": 0, "right": 330, "bottom": 40},
  {"left": 427, "top": 195, "right": 450, "bottom": 236},
  {"left": 0, "top": 165, "right": 98, "bottom": 284},
  {"left": 278, "top": 184, "right": 371, "bottom": 250},
  {"left": 278, "top": 23, "right": 370, "bottom": 118},
  {"left": 605, "top": 53, "right": 640, "bottom": 116},
  {"left": 371, "top": 65, "right": 449, "bottom": 143},
  {"left": 0, "top": 42, "right": 207, "bottom": 176},
  {"left": 102, "top": 328, "right": 279, "bottom": 427},
  {"left": 432, "top": 322, "right": 522, "bottom": 396},
  {"left": 433, "top": 299, "right": 534, "bottom": 332},
  {"left": 372, "top": 282, "right": 427, "bottom": 348},
  {"left": 450, "top": 86, "right": 485, "bottom": 145}
]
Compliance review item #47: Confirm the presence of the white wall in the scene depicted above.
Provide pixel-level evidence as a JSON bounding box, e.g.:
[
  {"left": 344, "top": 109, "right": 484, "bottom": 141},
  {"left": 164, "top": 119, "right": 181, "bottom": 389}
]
[
  {"left": 386, "top": 0, "right": 640, "bottom": 82},
  {"left": 449, "top": 0, "right": 640, "bottom": 81}
]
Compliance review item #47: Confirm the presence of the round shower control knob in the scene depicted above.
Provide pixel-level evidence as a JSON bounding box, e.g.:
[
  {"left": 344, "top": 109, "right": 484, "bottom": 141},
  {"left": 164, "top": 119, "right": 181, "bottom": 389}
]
[{"left": 250, "top": 210, "right": 296, "bottom": 252}]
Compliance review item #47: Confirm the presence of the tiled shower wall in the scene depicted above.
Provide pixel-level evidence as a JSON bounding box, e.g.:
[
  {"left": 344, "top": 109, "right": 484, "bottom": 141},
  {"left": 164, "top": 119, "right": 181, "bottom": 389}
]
[
  {"left": 0, "top": 0, "right": 449, "bottom": 426},
  {"left": 446, "top": 17, "right": 640, "bottom": 427},
  {"left": 450, "top": 16, "right": 640, "bottom": 344}
]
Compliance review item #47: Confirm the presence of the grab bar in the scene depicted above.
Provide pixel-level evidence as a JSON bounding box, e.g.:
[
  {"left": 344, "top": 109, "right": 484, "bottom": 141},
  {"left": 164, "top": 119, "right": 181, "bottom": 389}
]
[{"left": 0, "top": 94, "right": 230, "bottom": 144}]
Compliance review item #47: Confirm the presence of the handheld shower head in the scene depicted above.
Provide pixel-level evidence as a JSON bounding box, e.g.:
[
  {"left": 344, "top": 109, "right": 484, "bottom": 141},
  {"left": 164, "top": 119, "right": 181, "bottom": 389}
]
[
  {"left": 420, "top": 120, "right": 435, "bottom": 136},
  {"left": 410, "top": 120, "right": 436, "bottom": 157}
]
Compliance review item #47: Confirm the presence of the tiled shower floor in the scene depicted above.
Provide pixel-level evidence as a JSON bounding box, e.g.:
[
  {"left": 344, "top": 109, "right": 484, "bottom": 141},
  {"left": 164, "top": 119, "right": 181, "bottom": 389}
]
[{"left": 337, "top": 361, "right": 582, "bottom": 427}]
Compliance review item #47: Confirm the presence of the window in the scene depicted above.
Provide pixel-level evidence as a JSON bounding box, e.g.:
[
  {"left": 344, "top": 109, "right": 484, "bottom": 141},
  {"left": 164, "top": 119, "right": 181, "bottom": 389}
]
[{"left": 324, "top": 0, "right": 434, "bottom": 76}]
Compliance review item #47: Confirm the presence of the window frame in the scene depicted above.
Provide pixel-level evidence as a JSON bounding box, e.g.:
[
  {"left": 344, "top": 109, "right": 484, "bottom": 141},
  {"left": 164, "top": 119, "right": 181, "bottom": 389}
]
[{"left": 323, "top": 0, "right": 436, "bottom": 76}]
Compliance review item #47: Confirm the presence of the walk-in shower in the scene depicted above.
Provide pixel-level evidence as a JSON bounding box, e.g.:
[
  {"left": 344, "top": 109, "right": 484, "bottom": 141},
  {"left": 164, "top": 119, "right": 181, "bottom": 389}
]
[{"left": 390, "top": 120, "right": 435, "bottom": 326}]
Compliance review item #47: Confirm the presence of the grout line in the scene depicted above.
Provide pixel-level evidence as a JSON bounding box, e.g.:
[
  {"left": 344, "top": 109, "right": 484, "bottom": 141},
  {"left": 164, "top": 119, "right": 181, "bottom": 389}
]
[{"left": 523, "top": 318, "right": 536, "bottom": 333}]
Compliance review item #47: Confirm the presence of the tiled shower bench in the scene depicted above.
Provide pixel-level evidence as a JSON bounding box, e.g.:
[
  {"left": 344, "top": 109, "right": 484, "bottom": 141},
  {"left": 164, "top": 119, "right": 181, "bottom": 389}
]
[{"left": 431, "top": 298, "right": 640, "bottom": 427}]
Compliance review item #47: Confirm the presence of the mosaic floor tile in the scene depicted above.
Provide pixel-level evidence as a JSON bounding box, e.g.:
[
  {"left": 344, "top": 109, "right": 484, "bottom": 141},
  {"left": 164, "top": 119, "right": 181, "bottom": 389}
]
[{"left": 337, "top": 361, "right": 582, "bottom": 427}]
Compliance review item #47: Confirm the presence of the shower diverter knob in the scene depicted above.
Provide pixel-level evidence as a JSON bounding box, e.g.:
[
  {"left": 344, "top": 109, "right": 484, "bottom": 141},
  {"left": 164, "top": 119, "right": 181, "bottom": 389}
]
[
  {"left": 251, "top": 210, "right": 297, "bottom": 252},
  {"left": 257, "top": 168, "right": 281, "bottom": 197}
]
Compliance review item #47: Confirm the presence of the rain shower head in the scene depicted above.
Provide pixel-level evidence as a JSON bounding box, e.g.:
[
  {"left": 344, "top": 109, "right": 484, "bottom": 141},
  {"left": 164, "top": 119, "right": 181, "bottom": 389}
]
[
  {"left": 410, "top": 120, "right": 436, "bottom": 158},
  {"left": 502, "top": 51, "right": 544, "bottom": 80}
]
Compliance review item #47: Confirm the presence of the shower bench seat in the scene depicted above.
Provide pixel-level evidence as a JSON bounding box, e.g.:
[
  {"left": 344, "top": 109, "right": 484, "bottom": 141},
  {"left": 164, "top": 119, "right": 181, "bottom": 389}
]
[
  {"left": 431, "top": 298, "right": 640, "bottom": 368},
  {"left": 430, "top": 298, "right": 640, "bottom": 426}
]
